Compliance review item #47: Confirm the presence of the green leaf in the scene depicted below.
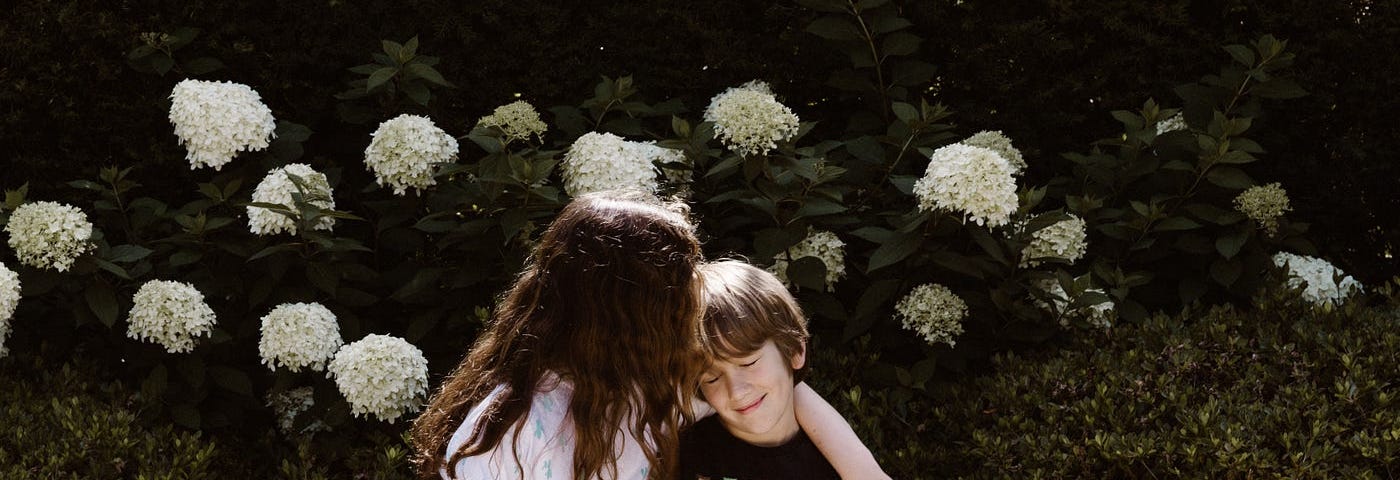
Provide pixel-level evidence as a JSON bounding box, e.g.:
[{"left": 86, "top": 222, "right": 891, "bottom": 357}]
[
  {"left": 891, "top": 102, "right": 919, "bottom": 122},
  {"left": 306, "top": 263, "right": 339, "bottom": 294},
  {"left": 248, "top": 244, "right": 301, "bottom": 261},
  {"left": 1210, "top": 258, "right": 1242, "bottom": 286},
  {"left": 85, "top": 282, "right": 119, "bottom": 328},
  {"left": 141, "top": 365, "right": 168, "bottom": 402},
  {"left": 405, "top": 63, "right": 453, "bottom": 87},
  {"left": 1224, "top": 44, "right": 1255, "bottom": 66},
  {"left": 845, "top": 279, "right": 902, "bottom": 341},
  {"left": 170, "top": 404, "right": 201, "bottom": 429},
  {"left": 868, "top": 231, "right": 922, "bottom": 273},
  {"left": 1205, "top": 166, "right": 1254, "bottom": 189},
  {"left": 806, "top": 17, "right": 862, "bottom": 41},
  {"left": 91, "top": 258, "right": 131, "bottom": 280},
  {"left": 402, "top": 81, "right": 430, "bottom": 106},
  {"left": 787, "top": 256, "right": 829, "bottom": 292},
  {"left": 794, "top": 0, "right": 846, "bottom": 12},
  {"left": 795, "top": 198, "right": 847, "bottom": 219},
  {"left": 366, "top": 67, "right": 398, "bottom": 92},
  {"left": 169, "top": 250, "right": 202, "bottom": 267},
  {"left": 336, "top": 287, "right": 379, "bottom": 307},
  {"left": 755, "top": 227, "right": 805, "bottom": 260},
  {"left": 392, "top": 268, "right": 444, "bottom": 301},
  {"left": 1153, "top": 216, "right": 1202, "bottom": 232},
  {"left": 381, "top": 39, "right": 405, "bottom": 59},
  {"left": 1215, "top": 230, "right": 1249, "bottom": 259},
  {"left": 880, "top": 32, "right": 921, "bottom": 57},
  {"left": 107, "top": 244, "right": 153, "bottom": 263},
  {"left": 209, "top": 366, "right": 252, "bottom": 396},
  {"left": 176, "top": 356, "right": 206, "bottom": 390},
  {"left": 871, "top": 15, "right": 912, "bottom": 34}
]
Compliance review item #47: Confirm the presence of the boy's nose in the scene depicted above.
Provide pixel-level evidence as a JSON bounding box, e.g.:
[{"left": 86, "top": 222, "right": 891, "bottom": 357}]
[{"left": 725, "top": 372, "right": 752, "bottom": 398}]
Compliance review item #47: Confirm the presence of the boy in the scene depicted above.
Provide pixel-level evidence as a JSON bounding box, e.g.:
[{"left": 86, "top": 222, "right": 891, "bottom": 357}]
[{"left": 680, "top": 259, "right": 843, "bottom": 480}]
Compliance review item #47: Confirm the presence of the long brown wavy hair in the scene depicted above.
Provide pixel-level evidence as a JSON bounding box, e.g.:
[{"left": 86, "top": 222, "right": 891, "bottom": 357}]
[{"left": 411, "top": 191, "right": 707, "bottom": 479}]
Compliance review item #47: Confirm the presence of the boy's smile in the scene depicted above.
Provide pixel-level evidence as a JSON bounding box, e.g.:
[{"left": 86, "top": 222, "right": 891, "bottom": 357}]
[{"left": 699, "top": 340, "right": 806, "bottom": 447}]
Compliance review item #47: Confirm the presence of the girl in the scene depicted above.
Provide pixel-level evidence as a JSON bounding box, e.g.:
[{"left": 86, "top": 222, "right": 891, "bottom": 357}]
[{"left": 411, "top": 191, "right": 883, "bottom": 479}]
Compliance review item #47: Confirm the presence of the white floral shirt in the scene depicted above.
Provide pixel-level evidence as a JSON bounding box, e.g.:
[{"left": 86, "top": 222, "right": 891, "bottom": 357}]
[{"left": 442, "top": 373, "right": 654, "bottom": 480}]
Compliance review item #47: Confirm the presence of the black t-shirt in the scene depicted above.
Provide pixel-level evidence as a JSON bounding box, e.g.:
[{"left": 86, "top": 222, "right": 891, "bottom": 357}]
[{"left": 678, "top": 415, "right": 842, "bottom": 480}]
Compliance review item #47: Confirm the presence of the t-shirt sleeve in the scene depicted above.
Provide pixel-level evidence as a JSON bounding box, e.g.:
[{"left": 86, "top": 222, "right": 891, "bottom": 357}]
[{"left": 443, "top": 387, "right": 572, "bottom": 480}]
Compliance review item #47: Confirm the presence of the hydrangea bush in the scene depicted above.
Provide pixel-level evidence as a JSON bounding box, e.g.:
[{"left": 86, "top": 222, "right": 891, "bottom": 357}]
[
  {"left": 258, "top": 302, "right": 343, "bottom": 372},
  {"left": 4, "top": 201, "right": 93, "bottom": 272},
  {"left": 363, "top": 114, "right": 459, "bottom": 195},
  {"left": 0, "top": 262, "right": 19, "bottom": 357},
  {"left": 704, "top": 80, "right": 801, "bottom": 157},
  {"left": 126, "top": 280, "right": 217, "bottom": 353},
  {"left": 168, "top": 79, "right": 277, "bottom": 170},
  {"left": 327, "top": 334, "right": 429, "bottom": 423},
  {"left": 247, "top": 163, "right": 337, "bottom": 236}
]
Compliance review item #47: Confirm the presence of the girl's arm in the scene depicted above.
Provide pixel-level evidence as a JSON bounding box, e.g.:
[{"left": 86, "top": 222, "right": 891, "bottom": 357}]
[{"left": 794, "top": 382, "right": 891, "bottom": 480}]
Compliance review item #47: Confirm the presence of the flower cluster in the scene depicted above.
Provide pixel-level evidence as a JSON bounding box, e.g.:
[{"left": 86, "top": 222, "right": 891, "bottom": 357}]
[
  {"left": 1272, "top": 252, "right": 1363, "bottom": 306},
  {"left": 247, "top": 163, "right": 337, "bottom": 235},
  {"left": 913, "top": 144, "right": 1019, "bottom": 227},
  {"left": 1156, "top": 113, "right": 1188, "bottom": 135},
  {"left": 561, "top": 132, "right": 661, "bottom": 196},
  {"left": 1020, "top": 214, "right": 1089, "bottom": 267},
  {"left": 960, "top": 130, "right": 1027, "bottom": 175},
  {"left": 4, "top": 201, "right": 93, "bottom": 272},
  {"left": 476, "top": 100, "right": 548, "bottom": 144},
  {"left": 639, "top": 142, "right": 692, "bottom": 194},
  {"left": 895, "top": 283, "right": 967, "bottom": 346},
  {"left": 267, "top": 386, "right": 328, "bottom": 435},
  {"left": 327, "top": 334, "right": 429, "bottom": 423},
  {"left": 0, "top": 262, "right": 20, "bottom": 358},
  {"left": 768, "top": 229, "right": 846, "bottom": 292},
  {"left": 168, "top": 79, "right": 277, "bottom": 170},
  {"left": 126, "top": 280, "right": 217, "bottom": 353},
  {"left": 259, "top": 302, "right": 343, "bottom": 372},
  {"left": 1234, "top": 183, "right": 1291, "bottom": 236},
  {"left": 1032, "top": 279, "right": 1115, "bottom": 329},
  {"left": 364, "top": 114, "right": 459, "bottom": 196},
  {"left": 703, "top": 80, "right": 801, "bottom": 157}
]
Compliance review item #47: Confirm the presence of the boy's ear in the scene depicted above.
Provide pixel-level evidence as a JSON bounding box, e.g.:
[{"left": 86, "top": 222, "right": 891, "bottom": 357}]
[{"left": 790, "top": 341, "right": 807, "bottom": 370}]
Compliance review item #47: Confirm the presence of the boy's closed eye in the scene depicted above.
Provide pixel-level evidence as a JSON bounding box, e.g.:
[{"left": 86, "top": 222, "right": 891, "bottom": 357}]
[{"left": 701, "top": 355, "right": 761, "bottom": 384}]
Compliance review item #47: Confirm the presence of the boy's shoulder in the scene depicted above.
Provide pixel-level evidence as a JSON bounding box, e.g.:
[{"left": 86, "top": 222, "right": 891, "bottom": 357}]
[{"left": 679, "top": 416, "right": 841, "bottom": 480}]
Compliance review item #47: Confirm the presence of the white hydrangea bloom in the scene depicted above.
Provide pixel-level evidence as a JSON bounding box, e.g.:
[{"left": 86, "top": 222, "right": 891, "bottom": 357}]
[
  {"left": 913, "top": 144, "right": 1019, "bottom": 227},
  {"left": 0, "top": 262, "right": 20, "bottom": 358},
  {"left": 267, "top": 386, "right": 329, "bottom": 435},
  {"left": 704, "top": 80, "right": 801, "bottom": 157},
  {"left": 1020, "top": 214, "right": 1089, "bottom": 267},
  {"left": 126, "top": 280, "right": 217, "bottom": 353},
  {"left": 768, "top": 229, "right": 846, "bottom": 292},
  {"left": 247, "top": 163, "right": 336, "bottom": 236},
  {"left": 1032, "top": 279, "right": 1114, "bottom": 329},
  {"left": 4, "top": 201, "right": 94, "bottom": 272},
  {"left": 327, "top": 334, "right": 429, "bottom": 423},
  {"left": 476, "top": 100, "right": 548, "bottom": 144},
  {"left": 1234, "top": 183, "right": 1291, "bottom": 236},
  {"left": 960, "top": 130, "right": 1027, "bottom": 175},
  {"left": 168, "top": 79, "right": 277, "bottom": 170},
  {"left": 636, "top": 141, "right": 691, "bottom": 189},
  {"left": 259, "top": 302, "right": 343, "bottom": 372},
  {"left": 895, "top": 283, "right": 967, "bottom": 346},
  {"left": 1156, "top": 113, "right": 1188, "bottom": 135},
  {"left": 1272, "top": 252, "right": 1363, "bottom": 306},
  {"left": 561, "top": 132, "right": 661, "bottom": 196},
  {"left": 364, "top": 114, "right": 460, "bottom": 196}
]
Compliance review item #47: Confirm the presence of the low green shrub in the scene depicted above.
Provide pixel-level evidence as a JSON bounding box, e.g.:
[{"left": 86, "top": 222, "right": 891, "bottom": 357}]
[
  {"left": 809, "top": 280, "right": 1400, "bottom": 479},
  {"left": 0, "top": 354, "right": 413, "bottom": 479},
  {"left": 0, "top": 356, "right": 220, "bottom": 479}
]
